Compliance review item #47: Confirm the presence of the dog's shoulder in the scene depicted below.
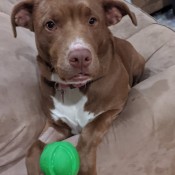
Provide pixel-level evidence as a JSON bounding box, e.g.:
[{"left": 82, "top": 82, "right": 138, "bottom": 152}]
[{"left": 113, "top": 36, "right": 135, "bottom": 53}]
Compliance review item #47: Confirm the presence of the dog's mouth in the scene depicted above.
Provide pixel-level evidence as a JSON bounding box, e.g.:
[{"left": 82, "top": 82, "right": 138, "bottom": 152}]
[
  {"left": 67, "top": 74, "right": 91, "bottom": 88},
  {"left": 52, "top": 70, "right": 92, "bottom": 89},
  {"left": 53, "top": 73, "right": 91, "bottom": 89}
]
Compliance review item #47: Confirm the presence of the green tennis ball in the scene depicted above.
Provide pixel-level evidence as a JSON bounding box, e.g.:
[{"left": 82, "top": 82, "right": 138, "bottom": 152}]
[{"left": 40, "top": 141, "right": 80, "bottom": 175}]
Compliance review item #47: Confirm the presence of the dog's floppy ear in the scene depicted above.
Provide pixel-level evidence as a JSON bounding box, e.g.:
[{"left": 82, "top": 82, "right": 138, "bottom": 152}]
[
  {"left": 102, "top": 0, "right": 137, "bottom": 26},
  {"left": 11, "top": 0, "right": 34, "bottom": 37}
]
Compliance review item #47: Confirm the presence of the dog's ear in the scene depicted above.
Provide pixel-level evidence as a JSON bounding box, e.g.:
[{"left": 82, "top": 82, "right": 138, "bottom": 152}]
[
  {"left": 102, "top": 0, "right": 137, "bottom": 26},
  {"left": 11, "top": 0, "right": 34, "bottom": 37}
]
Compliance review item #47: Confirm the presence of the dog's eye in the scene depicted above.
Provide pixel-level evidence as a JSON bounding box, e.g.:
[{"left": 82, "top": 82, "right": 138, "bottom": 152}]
[
  {"left": 45, "top": 20, "right": 57, "bottom": 31},
  {"left": 89, "top": 17, "right": 97, "bottom": 25}
]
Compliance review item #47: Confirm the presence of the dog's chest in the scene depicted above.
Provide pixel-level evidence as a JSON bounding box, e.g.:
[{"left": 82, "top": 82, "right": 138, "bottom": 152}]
[{"left": 50, "top": 88, "right": 96, "bottom": 134}]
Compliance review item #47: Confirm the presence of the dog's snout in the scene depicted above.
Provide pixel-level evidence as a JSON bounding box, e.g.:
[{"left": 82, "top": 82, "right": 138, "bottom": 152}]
[{"left": 68, "top": 49, "right": 92, "bottom": 69}]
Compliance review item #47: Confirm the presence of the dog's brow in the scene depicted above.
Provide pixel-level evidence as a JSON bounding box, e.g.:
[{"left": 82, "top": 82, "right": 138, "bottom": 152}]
[{"left": 77, "top": 3, "right": 92, "bottom": 16}]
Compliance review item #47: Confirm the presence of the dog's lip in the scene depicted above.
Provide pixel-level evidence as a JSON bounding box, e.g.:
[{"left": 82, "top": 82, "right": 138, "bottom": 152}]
[
  {"left": 69, "top": 74, "right": 90, "bottom": 82},
  {"left": 67, "top": 74, "right": 91, "bottom": 88}
]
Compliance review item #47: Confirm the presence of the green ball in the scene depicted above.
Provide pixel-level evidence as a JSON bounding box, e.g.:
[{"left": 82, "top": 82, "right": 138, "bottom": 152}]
[{"left": 40, "top": 141, "right": 80, "bottom": 175}]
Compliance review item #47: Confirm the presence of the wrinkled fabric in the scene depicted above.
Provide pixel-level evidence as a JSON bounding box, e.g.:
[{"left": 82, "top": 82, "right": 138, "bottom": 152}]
[
  {"left": 97, "top": 66, "right": 175, "bottom": 175},
  {"left": 0, "top": 13, "right": 45, "bottom": 173}
]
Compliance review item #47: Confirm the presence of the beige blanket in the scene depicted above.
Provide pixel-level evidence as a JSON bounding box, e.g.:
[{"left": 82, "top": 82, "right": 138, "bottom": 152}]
[{"left": 1, "top": 1, "right": 175, "bottom": 174}]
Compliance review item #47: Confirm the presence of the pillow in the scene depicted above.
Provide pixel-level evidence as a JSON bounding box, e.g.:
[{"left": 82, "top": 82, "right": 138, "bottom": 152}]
[
  {"left": 0, "top": 12, "right": 45, "bottom": 173},
  {"left": 97, "top": 65, "right": 175, "bottom": 174},
  {"left": 0, "top": 0, "right": 22, "bottom": 15}
]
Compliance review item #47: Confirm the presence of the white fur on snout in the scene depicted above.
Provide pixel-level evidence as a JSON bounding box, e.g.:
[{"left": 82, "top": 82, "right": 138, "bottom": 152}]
[
  {"left": 50, "top": 88, "right": 97, "bottom": 134},
  {"left": 68, "top": 37, "right": 90, "bottom": 52}
]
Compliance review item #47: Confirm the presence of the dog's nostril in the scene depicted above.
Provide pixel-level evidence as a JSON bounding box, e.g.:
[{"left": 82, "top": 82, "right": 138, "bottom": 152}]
[
  {"left": 70, "top": 57, "right": 79, "bottom": 62},
  {"left": 68, "top": 49, "right": 92, "bottom": 68},
  {"left": 85, "top": 57, "right": 90, "bottom": 61}
]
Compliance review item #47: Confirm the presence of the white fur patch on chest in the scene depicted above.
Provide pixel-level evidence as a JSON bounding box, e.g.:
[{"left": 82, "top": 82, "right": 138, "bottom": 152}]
[{"left": 50, "top": 88, "right": 96, "bottom": 134}]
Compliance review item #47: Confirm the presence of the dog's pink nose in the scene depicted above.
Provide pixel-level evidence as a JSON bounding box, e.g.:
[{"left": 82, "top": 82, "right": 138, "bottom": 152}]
[{"left": 68, "top": 49, "right": 92, "bottom": 69}]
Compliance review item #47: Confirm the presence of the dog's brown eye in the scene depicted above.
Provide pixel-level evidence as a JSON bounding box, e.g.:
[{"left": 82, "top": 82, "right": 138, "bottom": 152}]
[
  {"left": 89, "top": 17, "right": 97, "bottom": 25},
  {"left": 45, "top": 20, "right": 56, "bottom": 31}
]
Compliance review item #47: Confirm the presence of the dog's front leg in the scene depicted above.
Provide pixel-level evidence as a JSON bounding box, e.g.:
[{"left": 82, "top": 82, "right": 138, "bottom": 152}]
[
  {"left": 77, "top": 109, "right": 120, "bottom": 175},
  {"left": 26, "top": 140, "right": 45, "bottom": 175},
  {"left": 26, "top": 120, "right": 72, "bottom": 175}
]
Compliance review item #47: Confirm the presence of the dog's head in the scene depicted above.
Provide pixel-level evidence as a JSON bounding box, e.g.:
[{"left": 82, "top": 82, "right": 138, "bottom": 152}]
[{"left": 11, "top": 0, "right": 136, "bottom": 87}]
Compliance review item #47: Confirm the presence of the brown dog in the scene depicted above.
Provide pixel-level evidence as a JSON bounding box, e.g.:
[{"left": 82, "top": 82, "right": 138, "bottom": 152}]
[{"left": 11, "top": 0, "right": 145, "bottom": 174}]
